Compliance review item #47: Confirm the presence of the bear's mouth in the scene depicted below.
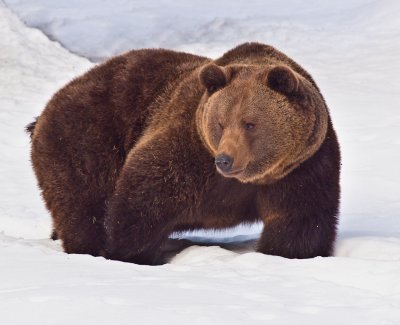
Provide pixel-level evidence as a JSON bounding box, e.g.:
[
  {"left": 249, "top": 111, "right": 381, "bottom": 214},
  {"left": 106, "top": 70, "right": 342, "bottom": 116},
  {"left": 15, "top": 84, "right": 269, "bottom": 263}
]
[{"left": 217, "top": 167, "right": 245, "bottom": 178}]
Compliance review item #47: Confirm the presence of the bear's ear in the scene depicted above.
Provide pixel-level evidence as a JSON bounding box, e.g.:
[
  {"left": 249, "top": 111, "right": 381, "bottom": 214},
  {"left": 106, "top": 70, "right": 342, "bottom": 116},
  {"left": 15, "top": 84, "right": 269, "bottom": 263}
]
[
  {"left": 267, "top": 65, "right": 305, "bottom": 98},
  {"left": 199, "top": 64, "right": 227, "bottom": 94}
]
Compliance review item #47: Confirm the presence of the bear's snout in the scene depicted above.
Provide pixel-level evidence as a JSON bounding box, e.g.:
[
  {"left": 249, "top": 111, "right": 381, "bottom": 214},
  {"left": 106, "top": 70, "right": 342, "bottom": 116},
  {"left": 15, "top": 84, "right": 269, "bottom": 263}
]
[{"left": 215, "top": 154, "right": 233, "bottom": 173}]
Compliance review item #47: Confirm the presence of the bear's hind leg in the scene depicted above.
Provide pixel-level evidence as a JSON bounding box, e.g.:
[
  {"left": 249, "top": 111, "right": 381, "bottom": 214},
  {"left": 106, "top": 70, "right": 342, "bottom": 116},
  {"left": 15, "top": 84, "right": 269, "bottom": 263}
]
[
  {"left": 56, "top": 201, "right": 106, "bottom": 256},
  {"left": 32, "top": 140, "right": 112, "bottom": 257},
  {"left": 42, "top": 181, "right": 107, "bottom": 256}
]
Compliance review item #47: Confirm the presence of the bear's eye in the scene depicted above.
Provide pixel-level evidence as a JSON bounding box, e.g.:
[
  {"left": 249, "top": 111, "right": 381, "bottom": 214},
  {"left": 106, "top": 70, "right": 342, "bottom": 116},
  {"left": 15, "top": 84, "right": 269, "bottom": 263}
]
[
  {"left": 244, "top": 123, "right": 255, "bottom": 130},
  {"left": 218, "top": 122, "right": 224, "bottom": 130}
]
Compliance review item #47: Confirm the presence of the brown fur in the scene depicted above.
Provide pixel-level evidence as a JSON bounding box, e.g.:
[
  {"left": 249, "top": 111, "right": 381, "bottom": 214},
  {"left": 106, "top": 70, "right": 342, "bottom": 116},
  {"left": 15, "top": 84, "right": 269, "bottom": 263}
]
[{"left": 28, "top": 43, "right": 340, "bottom": 264}]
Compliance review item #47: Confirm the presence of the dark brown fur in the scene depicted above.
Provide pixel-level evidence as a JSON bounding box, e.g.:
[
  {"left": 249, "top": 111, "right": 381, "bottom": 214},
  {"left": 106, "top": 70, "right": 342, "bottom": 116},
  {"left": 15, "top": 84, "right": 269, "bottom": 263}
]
[{"left": 28, "top": 43, "right": 340, "bottom": 264}]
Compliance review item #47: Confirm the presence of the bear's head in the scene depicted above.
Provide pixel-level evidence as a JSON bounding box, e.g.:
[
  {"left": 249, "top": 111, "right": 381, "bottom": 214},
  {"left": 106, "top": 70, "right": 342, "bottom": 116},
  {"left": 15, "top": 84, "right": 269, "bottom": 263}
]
[{"left": 196, "top": 63, "right": 329, "bottom": 184}]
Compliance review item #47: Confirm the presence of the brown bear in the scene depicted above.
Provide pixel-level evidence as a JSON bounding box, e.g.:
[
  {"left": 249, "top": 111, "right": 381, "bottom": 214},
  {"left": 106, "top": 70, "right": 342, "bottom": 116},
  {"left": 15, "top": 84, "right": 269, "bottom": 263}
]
[{"left": 27, "top": 42, "right": 340, "bottom": 265}]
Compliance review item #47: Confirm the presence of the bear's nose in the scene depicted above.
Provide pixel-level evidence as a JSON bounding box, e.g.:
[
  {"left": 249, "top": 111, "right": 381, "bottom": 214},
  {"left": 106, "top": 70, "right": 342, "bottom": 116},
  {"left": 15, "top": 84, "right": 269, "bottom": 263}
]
[{"left": 215, "top": 154, "right": 233, "bottom": 173}]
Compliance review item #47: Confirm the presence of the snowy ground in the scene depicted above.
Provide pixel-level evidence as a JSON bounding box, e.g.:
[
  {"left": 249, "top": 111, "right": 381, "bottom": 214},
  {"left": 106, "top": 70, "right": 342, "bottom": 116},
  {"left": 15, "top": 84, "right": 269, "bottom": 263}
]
[{"left": 1, "top": 0, "right": 400, "bottom": 324}]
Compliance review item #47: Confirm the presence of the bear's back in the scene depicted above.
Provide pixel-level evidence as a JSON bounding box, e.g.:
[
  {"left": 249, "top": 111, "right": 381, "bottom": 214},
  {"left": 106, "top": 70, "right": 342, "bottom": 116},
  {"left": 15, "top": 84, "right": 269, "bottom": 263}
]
[{"left": 34, "top": 48, "right": 209, "bottom": 155}]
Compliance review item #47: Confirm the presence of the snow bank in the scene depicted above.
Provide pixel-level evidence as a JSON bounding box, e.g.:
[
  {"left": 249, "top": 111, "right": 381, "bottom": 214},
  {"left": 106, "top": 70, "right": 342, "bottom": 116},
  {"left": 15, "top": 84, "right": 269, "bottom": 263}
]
[
  {"left": 0, "top": 2, "right": 91, "bottom": 238},
  {"left": 4, "top": 0, "right": 400, "bottom": 63}
]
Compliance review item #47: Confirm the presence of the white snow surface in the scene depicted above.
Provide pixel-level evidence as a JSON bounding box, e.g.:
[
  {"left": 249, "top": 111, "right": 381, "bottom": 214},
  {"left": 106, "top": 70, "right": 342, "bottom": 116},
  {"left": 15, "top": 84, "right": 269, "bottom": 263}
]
[{"left": 1, "top": 0, "right": 400, "bottom": 324}]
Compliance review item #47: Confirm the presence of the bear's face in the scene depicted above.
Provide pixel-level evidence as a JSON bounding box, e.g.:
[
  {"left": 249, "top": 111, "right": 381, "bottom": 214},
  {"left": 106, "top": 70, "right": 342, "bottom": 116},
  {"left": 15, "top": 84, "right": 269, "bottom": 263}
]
[{"left": 197, "top": 64, "right": 328, "bottom": 184}]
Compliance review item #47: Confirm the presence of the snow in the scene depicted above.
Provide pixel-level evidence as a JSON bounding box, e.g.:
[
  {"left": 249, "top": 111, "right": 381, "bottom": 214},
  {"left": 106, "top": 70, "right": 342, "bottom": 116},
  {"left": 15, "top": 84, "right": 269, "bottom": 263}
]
[
  {"left": 0, "top": 2, "right": 91, "bottom": 239},
  {"left": 1, "top": 0, "right": 400, "bottom": 324},
  {"left": 2, "top": 232, "right": 400, "bottom": 324}
]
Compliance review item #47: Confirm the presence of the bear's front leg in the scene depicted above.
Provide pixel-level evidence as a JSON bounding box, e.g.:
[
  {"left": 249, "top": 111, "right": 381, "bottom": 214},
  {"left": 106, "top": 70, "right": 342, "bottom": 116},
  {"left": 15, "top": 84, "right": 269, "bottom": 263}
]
[
  {"left": 103, "top": 131, "right": 201, "bottom": 265},
  {"left": 257, "top": 168, "right": 340, "bottom": 259}
]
